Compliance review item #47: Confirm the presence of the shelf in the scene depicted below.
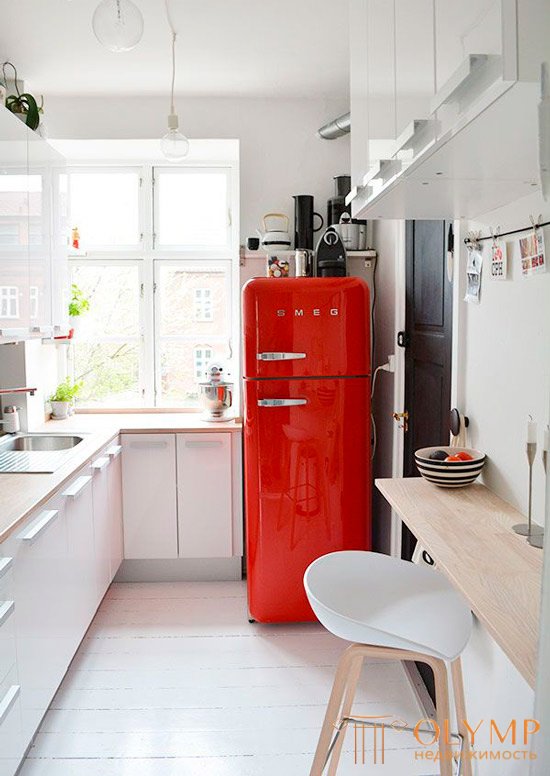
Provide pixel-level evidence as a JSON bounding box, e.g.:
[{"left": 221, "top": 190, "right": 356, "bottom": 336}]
[{"left": 429, "top": 53, "right": 501, "bottom": 114}]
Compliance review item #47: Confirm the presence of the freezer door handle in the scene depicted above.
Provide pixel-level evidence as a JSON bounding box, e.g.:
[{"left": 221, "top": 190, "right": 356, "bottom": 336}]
[
  {"left": 256, "top": 352, "right": 306, "bottom": 361},
  {"left": 257, "top": 398, "right": 308, "bottom": 407}
]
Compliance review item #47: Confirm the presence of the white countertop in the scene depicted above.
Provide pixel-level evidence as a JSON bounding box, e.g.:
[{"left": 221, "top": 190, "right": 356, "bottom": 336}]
[{"left": 0, "top": 412, "right": 242, "bottom": 544}]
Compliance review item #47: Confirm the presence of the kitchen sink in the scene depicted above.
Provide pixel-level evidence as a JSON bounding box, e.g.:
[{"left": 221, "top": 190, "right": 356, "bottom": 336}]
[
  {"left": 2, "top": 434, "right": 84, "bottom": 452},
  {"left": 0, "top": 433, "right": 85, "bottom": 473}
]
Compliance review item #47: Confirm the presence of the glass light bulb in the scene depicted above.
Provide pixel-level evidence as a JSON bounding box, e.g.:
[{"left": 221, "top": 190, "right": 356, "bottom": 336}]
[
  {"left": 161, "top": 128, "right": 190, "bottom": 162},
  {"left": 92, "top": 0, "right": 144, "bottom": 53}
]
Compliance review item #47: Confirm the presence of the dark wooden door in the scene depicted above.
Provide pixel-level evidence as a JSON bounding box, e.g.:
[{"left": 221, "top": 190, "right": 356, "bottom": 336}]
[{"left": 402, "top": 220, "right": 453, "bottom": 703}]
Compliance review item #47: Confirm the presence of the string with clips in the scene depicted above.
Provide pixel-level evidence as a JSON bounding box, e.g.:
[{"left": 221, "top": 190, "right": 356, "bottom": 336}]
[{"left": 463, "top": 214, "right": 550, "bottom": 247}]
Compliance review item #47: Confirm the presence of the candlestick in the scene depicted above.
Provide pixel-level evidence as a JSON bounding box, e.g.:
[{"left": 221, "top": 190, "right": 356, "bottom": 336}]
[
  {"left": 527, "top": 417, "right": 537, "bottom": 444},
  {"left": 513, "top": 433, "right": 543, "bottom": 540}
]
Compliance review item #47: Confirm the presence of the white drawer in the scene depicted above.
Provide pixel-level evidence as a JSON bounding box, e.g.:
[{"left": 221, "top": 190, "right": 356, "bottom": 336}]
[
  {"left": 0, "top": 667, "right": 24, "bottom": 771},
  {"left": 0, "top": 598, "right": 16, "bottom": 686},
  {"left": 0, "top": 557, "right": 13, "bottom": 602}
]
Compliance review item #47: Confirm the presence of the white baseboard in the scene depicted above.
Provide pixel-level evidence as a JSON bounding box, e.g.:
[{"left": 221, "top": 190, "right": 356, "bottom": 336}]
[{"left": 115, "top": 557, "right": 243, "bottom": 582}]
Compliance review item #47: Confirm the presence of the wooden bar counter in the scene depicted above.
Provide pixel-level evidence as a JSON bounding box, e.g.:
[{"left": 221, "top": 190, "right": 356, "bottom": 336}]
[{"left": 376, "top": 477, "right": 543, "bottom": 688}]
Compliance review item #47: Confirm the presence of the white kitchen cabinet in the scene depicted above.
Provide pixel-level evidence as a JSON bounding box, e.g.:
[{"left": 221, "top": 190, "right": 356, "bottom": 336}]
[
  {"left": 0, "top": 668, "right": 25, "bottom": 776},
  {"left": 121, "top": 434, "right": 178, "bottom": 559},
  {"left": 63, "top": 469, "right": 96, "bottom": 648},
  {"left": 0, "top": 106, "right": 67, "bottom": 342},
  {"left": 91, "top": 454, "right": 113, "bottom": 603},
  {"left": 3, "top": 498, "right": 71, "bottom": 740},
  {"left": 176, "top": 434, "right": 233, "bottom": 559},
  {"left": 349, "top": 0, "right": 548, "bottom": 218},
  {"left": 106, "top": 442, "right": 124, "bottom": 579}
]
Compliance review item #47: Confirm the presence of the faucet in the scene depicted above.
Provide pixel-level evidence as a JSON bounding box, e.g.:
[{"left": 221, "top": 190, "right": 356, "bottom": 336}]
[{"left": 0, "top": 387, "right": 36, "bottom": 396}]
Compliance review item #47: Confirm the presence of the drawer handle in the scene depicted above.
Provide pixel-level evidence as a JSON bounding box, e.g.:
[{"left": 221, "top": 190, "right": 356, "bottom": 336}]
[
  {"left": 19, "top": 510, "right": 59, "bottom": 542},
  {"left": 0, "top": 600, "right": 14, "bottom": 628},
  {"left": 92, "top": 456, "right": 110, "bottom": 471},
  {"left": 0, "top": 685, "right": 20, "bottom": 726},
  {"left": 0, "top": 558, "right": 12, "bottom": 580},
  {"left": 107, "top": 444, "right": 122, "bottom": 458},
  {"left": 62, "top": 475, "right": 92, "bottom": 498},
  {"left": 129, "top": 441, "right": 168, "bottom": 450},
  {"left": 257, "top": 352, "right": 306, "bottom": 361},
  {"left": 184, "top": 441, "right": 223, "bottom": 449}
]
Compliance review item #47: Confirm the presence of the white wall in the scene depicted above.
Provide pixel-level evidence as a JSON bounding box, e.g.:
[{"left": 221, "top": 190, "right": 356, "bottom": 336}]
[{"left": 44, "top": 95, "right": 351, "bottom": 245}]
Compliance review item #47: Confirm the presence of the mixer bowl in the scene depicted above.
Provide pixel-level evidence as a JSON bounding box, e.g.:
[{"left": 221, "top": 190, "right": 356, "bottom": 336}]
[{"left": 198, "top": 382, "right": 233, "bottom": 420}]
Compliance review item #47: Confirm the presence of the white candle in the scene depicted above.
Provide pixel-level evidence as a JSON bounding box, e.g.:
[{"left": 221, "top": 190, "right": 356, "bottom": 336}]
[
  {"left": 527, "top": 418, "right": 538, "bottom": 444},
  {"left": 544, "top": 426, "right": 550, "bottom": 452}
]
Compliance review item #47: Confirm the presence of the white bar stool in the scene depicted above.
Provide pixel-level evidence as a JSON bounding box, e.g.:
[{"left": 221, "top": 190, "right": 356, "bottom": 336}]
[{"left": 304, "top": 550, "right": 473, "bottom": 776}]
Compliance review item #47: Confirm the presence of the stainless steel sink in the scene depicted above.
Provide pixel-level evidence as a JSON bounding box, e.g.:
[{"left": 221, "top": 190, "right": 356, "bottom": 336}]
[
  {"left": 0, "top": 433, "right": 85, "bottom": 473},
  {"left": 3, "top": 434, "right": 83, "bottom": 452}
]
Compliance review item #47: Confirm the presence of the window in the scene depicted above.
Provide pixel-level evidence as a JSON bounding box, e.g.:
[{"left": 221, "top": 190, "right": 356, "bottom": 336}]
[
  {"left": 70, "top": 263, "right": 142, "bottom": 407},
  {"left": 155, "top": 262, "right": 232, "bottom": 407},
  {"left": 0, "top": 286, "right": 19, "bottom": 319},
  {"left": 194, "top": 347, "right": 213, "bottom": 380},
  {"left": 69, "top": 170, "right": 141, "bottom": 249},
  {"left": 29, "top": 286, "right": 39, "bottom": 320},
  {"left": 154, "top": 168, "right": 231, "bottom": 250},
  {"left": 194, "top": 288, "right": 213, "bottom": 321},
  {"left": 68, "top": 162, "right": 237, "bottom": 409}
]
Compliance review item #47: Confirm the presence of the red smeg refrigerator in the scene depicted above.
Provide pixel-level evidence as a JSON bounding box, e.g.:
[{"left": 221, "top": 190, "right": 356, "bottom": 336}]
[{"left": 242, "top": 277, "right": 372, "bottom": 622}]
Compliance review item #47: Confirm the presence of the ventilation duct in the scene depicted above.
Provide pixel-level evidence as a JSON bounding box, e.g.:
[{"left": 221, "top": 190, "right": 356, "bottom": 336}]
[{"left": 317, "top": 112, "right": 351, "bottom": 139}]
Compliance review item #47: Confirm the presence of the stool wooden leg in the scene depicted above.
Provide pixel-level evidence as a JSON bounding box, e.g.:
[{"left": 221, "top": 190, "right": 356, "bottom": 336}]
[
  {"left": 431, "top": 658, "right": 453, "bottom": 776},
  {"left": 309, "top": 644, "right": 361, "bottom": 776},
  {"left": 326, "top": 653, "right": 364, "bottom": 776},
  {"left": 451, "top": 657, "right": 472, "bottom": 776}
]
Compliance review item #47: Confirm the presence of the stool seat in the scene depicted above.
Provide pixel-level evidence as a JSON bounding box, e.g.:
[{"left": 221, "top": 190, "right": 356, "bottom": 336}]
[{"left": 304, "top": 550, "right": 472, "bottom": 661}]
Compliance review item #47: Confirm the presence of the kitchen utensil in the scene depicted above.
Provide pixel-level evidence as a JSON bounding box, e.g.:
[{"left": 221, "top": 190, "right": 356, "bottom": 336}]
[
  {"left": 295, "top": 249, "right": 312, "bottom": 277},
  {"left": 246, "top": 236, "right": 260, "bottom": 251},
  {"left": 334, "top": 214, "right": 361, "bottom": 251},
  {"left": 414, "top": 446, "right": 486, "bottom": 487},
  {"left": 198, "top": 362, "right": 234, "bottom": 421},
  {"left": 293, "top": 195, "right": 324, "bottom": 250},
  {"left": 355, "top": 219, "right": 368, "bottom": 250},
  {"left": 267, "top": 255, "right": 290, "bottom": 278},
  {"left": 334, "top": 175, "right": 351, "bottom": 197},
  {"left": 257, "top": 213, "right": 292, "bottom": 250},
  {"left": 315, "top": 226, "right": 347, "bottom": 277}
]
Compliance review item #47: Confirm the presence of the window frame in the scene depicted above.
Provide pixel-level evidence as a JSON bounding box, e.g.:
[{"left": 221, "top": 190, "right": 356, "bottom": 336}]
[
  {"left": 0, "top": 286, "right": 19, "bottom": 319},
  {"left": 66, "top": 159, "right": 240, "bottom": 411}
]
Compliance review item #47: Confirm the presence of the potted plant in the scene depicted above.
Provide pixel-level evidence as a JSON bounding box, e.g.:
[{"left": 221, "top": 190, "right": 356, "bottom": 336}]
[
  {"left": 49, "top": 378, "right": 82, "bottom": 420},
  {"left": 2, "top": 62, "right": 43, "bottom": 131},
  {"left": 68, "top": 283, "right": 90, "bottom": 336}
]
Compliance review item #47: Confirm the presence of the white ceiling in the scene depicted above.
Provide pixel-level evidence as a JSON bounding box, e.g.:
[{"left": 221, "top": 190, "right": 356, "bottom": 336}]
[{"left": 0, "top": 0, "right": 350, "bottom": 99}]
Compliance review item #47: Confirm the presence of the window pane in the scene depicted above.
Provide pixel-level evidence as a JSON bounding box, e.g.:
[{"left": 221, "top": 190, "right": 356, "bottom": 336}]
[
  {"left": 157, "top": 170, "right": 228, "bottom": 247},
  {"left": 71, "top": 264, "right": 139, "bottom": 339},
  {"left": 159, "top": 341, "right": 225, "bottom": 407},
  {"left": 71, "top": 263, "right": 142, "bottom": 406},
  {"left": 69, "top": 172, "right": 140, "bottom": 248},
  {"left": 158, "top": 265, "right": 228, "bottom": 336},
  {"left": 73, "top": 342, "right": 140, "bottom": 407}
]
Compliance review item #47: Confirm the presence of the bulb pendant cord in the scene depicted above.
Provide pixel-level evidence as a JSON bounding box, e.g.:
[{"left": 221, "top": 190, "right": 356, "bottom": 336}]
[{"left": 165, "top": 0, "right": 177, "bottom": 116}]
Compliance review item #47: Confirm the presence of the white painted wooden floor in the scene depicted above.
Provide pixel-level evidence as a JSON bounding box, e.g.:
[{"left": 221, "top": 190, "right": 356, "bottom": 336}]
[{"left": 20, "top": 581, "right": 439, "bottom": 775}]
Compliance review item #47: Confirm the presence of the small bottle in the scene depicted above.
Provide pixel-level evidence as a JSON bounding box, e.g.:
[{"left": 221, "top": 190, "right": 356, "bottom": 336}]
[{"left": 71, "top": 226, "right": 80, "bottom": 250}]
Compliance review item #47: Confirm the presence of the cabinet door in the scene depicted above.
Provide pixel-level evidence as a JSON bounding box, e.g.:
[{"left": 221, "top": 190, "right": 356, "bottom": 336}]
[
  {"left": 0, "top": 110, "right": 29, "bottom": 338},
  {"left": 177, "top": 434, "right": 233, "bottom": 559},
  {"left": 107, "top": 442, "right": 123, "bottom": 579},
  {"left": 0, "top": 667, "right": 25, "bottom": 776},
  {"left": 121, "top": 434, "right": 178, "bottom": 559},
  {"left": 91, "top": 455, "right": 112, "bottom": 603},
  {"left": 63, "top": 469, "right": 97, "bottom": 649},
  {"left": 4, "top": 500, "right": 70, "bottom": 740}
]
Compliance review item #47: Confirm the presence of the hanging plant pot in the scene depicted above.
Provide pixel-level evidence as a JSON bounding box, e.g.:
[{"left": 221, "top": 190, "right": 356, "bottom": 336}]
[{"left": 2, "top": 61, "right": 42, "bottom": 132}]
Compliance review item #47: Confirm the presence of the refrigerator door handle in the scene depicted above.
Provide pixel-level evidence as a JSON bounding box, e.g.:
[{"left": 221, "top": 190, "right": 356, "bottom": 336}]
[
  {"left": 257, "top": 398, "right": 308, "bottom": 407},
  {"left": 256, "top": 352, "right": 306, "bottom": 361}
]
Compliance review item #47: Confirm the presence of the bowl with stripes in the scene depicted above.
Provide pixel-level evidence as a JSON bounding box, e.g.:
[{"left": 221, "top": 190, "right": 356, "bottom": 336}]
[{"left": 414, "top": 447, "right": 486, "bottom": 488}]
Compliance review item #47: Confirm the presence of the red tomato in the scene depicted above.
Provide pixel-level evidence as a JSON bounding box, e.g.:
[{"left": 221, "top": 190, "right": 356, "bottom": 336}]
[
  {"left": 446, "top": 455, "right": 462, "bottom": 462},
  {"left": 456, "top": 451, "right": 474, "bottom": 461}
]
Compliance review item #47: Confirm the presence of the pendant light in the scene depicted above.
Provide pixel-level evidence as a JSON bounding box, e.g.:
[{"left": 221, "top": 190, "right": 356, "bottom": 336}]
[
  {"left": 160, "top": 0, "right": 189, "bottom": 161},
  {"left": 92, "top": 0, "right": 144, "bottom": 53}
]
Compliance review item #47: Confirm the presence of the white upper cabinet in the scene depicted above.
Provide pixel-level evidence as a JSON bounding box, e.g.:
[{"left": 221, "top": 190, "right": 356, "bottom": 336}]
[
  {"left": 0, "top": 108, "right": 67, "bottom": 341},
  {"left": 349, "top": 0, "right": 548, "bottom": 218}
]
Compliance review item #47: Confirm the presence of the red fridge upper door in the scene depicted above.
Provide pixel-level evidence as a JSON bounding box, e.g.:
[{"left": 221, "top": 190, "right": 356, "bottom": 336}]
[{"left": 242, "top": 277, "right": 370, "bottom": 378}]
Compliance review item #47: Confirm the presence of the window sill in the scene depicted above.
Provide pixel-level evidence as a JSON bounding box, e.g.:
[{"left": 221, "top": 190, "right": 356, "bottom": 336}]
[{"left": 76, "top": 407, "right": 204, "bottom": 415}]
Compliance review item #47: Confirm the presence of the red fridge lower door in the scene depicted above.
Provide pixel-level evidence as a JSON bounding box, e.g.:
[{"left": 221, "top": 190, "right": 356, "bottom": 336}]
[{"left": 244, "top": 376, "right": 371, "bottom": 622}]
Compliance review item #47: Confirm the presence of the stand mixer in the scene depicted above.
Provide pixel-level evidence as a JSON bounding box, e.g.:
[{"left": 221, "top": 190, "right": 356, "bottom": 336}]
[{"left": 198, "top": 362, "right": 234, "bottom": 422}]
